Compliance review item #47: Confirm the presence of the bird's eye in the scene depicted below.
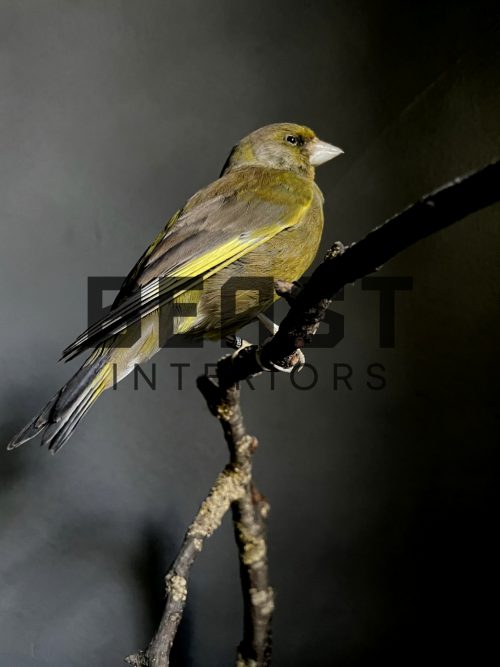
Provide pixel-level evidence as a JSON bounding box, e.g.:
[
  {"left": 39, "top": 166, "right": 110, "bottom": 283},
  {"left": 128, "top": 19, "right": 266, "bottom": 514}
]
[{"left": 285, "top": 135, "right": 298, "bottom": 145}]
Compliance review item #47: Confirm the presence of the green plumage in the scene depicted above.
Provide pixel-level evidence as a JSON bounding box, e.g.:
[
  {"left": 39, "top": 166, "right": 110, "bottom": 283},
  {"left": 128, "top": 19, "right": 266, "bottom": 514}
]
[{"left": 7, "top": 122, "right": 342, "bottom": 452}]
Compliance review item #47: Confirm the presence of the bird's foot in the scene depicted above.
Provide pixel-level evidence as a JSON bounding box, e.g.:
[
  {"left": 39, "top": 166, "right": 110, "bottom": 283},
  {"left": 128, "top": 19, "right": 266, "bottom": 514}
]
[
  {"left": 268, "top": 347, "right": 306, "bottom": 373},
  {"left": 256, "top": 312, "right": 305, "bottom": 371},
  {"left": 224, "top": 334, "right": 252, "bottom": 351},
  {"left": 227, "top": 316, "right": 305, "bottom": 374},
  {"left": 225, "top": 335, "right": 257, "bottom": 369}
]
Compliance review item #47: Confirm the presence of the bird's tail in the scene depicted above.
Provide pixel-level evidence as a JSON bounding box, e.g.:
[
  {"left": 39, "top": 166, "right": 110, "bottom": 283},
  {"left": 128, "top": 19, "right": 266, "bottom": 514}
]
[{"left": 7, "top": 353, "right": 113, "bottom": 454}]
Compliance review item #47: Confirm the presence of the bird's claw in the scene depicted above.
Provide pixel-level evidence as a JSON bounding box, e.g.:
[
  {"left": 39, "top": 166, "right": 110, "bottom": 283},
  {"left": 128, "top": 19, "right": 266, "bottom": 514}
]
[
  {"left": 269, "top": 348, "right": 306, "bottom": 373},
  {"left": 228, "top": 320, "right": 306, "bottom": 374},
  {"left": 230, "top": 339, "right": 254, "bottom": 361},
  {"left": 225, "top": 334, "right": 251, "bottom": 351}
]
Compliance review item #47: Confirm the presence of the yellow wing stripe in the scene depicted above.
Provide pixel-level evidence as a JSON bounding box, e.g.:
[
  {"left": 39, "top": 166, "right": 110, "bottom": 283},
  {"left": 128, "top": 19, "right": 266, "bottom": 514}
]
[{"left": 103, "top": 204, "right": 310, "bottom": 323}]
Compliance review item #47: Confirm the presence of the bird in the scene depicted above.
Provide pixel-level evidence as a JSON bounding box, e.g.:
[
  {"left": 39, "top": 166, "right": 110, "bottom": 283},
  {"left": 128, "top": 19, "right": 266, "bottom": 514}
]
[{"left": 7, "top": 122, "right": 343, "bottom": 453}]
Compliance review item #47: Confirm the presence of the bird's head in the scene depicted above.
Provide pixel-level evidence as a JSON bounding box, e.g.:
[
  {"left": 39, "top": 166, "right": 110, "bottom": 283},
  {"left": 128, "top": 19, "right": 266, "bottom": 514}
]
[{"left": 221, "top": 123, "right": 343, "bottom": 177}]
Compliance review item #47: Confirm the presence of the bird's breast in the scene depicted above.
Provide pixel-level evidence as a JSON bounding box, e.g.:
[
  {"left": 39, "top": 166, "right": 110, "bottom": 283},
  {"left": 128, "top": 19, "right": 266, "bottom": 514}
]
[{"left": 192, "top": 186, "right": 325, "bottom": 336}]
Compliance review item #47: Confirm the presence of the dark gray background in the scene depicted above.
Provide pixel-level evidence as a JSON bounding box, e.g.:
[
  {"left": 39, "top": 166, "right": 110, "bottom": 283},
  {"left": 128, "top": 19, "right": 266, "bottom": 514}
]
[{"left": 1, "top": 1, "right": 499, "bottom": 665}]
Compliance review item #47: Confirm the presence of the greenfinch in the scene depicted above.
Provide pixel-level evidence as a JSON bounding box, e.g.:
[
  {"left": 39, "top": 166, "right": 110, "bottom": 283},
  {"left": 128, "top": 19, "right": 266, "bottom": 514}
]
[{"left": 7, "top": 123, "right": 342, "bottom": 452}]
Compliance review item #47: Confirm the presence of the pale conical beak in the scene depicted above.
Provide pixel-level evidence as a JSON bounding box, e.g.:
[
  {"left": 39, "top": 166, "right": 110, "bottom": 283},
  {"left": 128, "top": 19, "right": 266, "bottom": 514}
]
[{"left": 308, "top": 138, "right": 344, "bottom": 166}]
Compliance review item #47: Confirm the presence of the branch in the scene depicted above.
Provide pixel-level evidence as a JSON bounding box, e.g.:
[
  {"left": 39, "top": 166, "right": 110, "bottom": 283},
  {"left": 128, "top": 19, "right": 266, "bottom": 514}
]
[
  {"left": 198, "top": 376, "right": 273, "bottom": 665},
  {"left": 232, "top": 482, "right": 273, "bottom": 666},
  {"left": 126, "top": 380, "right": 272, "bottom": 666},
  {"left": 125, "top": 442, "right": 251, "bottom": 666},
  {"left": 126, "top": 158, "right": 499, "bottom": 665},
  {"left": 222, "top": 158, "right": 500, "bottom": 382}
]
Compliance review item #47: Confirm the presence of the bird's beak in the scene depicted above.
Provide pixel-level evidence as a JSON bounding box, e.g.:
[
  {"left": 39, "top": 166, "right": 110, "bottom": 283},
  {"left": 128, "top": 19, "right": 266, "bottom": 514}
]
[{"left": 308, "top": 138, "right": 344, "bottom": 166}]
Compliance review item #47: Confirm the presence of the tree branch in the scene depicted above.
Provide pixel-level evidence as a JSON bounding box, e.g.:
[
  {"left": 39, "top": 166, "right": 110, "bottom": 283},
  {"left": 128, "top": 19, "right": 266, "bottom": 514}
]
[
  {"left": 197, "top": 376, "right": 273, "bottom": 665},
  {"left": 125, "top": 461, "right": 249, "bottom": 667},
  {"left": 223, "top": 159, "right": 500, "bottom": 382},
  {"left": 126, "top": 379, "right": 271, "bottom": 666},
  {"left": 232, "top": 482, "right": 273, "bottom": 666},
  {"left": 125, "top": 158, "right": 499, "bottom": 665}
]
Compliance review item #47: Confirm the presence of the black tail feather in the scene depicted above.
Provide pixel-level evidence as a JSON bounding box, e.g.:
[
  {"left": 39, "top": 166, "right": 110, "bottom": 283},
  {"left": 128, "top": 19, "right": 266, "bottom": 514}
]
[{"left": 6, "top": 355, "right": 109, "bottom": 453}]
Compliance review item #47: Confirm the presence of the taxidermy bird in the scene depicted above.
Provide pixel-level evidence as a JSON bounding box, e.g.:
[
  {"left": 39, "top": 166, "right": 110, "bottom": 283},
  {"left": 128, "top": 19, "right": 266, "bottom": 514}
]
[{"left": 7, "top": 123, "right": 343, "bottom": 453}]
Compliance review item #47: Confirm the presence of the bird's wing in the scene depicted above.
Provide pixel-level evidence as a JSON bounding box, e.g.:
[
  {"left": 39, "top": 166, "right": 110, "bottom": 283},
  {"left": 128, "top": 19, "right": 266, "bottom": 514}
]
[
  {"left": 61, "top": 167, "right": 314, "bottom": 360},
  {"left": 110, "top": 208, "right": 182, "bottom": 307}
]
